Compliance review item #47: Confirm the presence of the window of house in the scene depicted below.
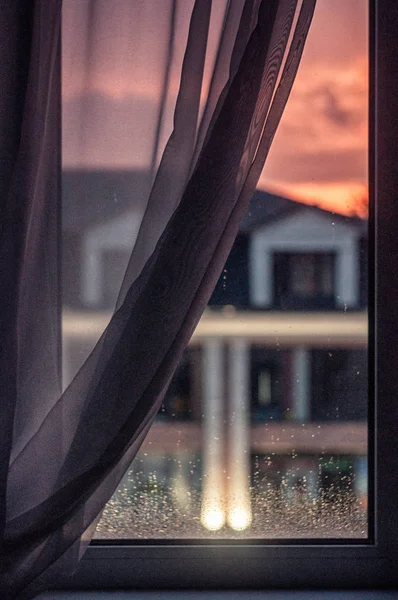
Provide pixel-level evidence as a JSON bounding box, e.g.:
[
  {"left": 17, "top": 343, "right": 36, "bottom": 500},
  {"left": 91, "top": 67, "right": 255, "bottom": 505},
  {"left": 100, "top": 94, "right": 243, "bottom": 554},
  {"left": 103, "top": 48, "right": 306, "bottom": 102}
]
[
  {"left": 274, "top": 251, "right": 335, "bottom": 309},
  {"left": 59, "top": 0, "right": 398, "bottom": 592},
  {"left": 250, "top": 349, "right": 282, "bottom": 422}
]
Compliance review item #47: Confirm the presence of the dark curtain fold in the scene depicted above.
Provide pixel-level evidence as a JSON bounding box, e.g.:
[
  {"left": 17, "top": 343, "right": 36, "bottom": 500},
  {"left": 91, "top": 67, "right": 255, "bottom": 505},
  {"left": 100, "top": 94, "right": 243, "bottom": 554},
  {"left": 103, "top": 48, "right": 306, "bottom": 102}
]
[
  {"left": 0, "top": 2, "right": 62, "bottom": 598},
  {"left": 0, "top": 0, "right": 316, "bottom": 598}
]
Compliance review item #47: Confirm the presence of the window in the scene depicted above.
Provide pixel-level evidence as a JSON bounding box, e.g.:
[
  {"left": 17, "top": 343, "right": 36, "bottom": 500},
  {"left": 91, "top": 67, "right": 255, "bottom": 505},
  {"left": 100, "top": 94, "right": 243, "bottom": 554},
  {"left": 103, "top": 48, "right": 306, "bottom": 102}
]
[
  {"left": 60, "top": 0, "right": 398, "bottom": 591},
  {"left": 250, "top": 353, "right": 280, "bottom": 422},
  {"left": 274, "top": 251, "right": 335, "bottom": 309},
  {"left": 249, "top": 211, "right": 361, "bottom": 311}
]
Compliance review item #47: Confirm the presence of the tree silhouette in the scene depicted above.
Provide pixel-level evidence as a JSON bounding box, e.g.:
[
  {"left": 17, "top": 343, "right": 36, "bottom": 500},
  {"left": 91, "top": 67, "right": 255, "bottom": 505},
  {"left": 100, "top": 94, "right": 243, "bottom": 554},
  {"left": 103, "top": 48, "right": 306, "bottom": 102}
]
[{"left": 350, "top": 188, "right": 368, "bottom": 219}]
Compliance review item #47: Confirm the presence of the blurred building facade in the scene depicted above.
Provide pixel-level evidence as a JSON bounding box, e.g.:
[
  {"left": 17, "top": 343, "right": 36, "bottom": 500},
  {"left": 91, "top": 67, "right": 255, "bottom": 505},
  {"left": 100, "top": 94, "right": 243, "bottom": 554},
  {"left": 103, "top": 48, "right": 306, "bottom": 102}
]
[{"left": 62, "top": 170, "right": 368, "bottom": 535}]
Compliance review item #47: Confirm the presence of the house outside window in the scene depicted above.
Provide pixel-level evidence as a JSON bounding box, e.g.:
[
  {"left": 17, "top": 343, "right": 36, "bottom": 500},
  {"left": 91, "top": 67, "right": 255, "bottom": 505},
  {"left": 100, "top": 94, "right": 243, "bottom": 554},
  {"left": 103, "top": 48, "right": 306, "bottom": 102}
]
[
  {"left": 59, "top": 0, "right": 398, "bottom": 592},
  {"left": 249, "top": 207, "right": 362, "bottom": 310}
]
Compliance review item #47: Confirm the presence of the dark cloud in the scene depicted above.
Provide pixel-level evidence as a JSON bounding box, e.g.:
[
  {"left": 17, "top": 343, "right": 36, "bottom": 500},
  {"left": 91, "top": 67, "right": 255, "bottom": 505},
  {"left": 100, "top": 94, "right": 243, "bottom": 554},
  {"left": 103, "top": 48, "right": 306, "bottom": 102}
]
[{"left": 314, "top": 86, "right": 363, "bottom": 128}]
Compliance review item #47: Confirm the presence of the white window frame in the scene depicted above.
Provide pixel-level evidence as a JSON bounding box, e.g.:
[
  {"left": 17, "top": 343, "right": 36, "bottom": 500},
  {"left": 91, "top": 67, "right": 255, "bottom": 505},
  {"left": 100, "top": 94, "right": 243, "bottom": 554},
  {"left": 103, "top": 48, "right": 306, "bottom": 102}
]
[
  {"left": 61, "top": 0, "right": 398, "bottom": 591},
  {"left": 250, "top": 212, "right": 359, "bottom": 309}
]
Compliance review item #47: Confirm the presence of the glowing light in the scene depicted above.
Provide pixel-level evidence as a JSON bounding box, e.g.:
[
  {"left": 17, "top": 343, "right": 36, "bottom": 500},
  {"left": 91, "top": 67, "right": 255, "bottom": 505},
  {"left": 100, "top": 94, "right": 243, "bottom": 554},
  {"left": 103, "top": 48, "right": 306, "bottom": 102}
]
[
  {"left": 201, "top": 501, "right": 226, "bottom": 531},
  {"left": 227, "top": 504, "right": 252, "bottom": 532}
]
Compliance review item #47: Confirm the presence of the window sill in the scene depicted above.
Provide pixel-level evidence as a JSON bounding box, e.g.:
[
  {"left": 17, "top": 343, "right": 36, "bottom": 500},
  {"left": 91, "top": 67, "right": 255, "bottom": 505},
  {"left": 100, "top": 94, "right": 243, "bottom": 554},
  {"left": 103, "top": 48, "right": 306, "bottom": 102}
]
[{"left": 38, "top": 592, "right": 398, "bottom": 599}]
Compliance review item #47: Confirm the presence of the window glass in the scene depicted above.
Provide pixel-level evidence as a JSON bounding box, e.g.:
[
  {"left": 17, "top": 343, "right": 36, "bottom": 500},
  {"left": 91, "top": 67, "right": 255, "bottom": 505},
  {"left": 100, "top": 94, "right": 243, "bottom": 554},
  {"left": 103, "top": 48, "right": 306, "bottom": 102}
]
[
  {"left": 62, "top": 0, "right": 369, "bottom": 540},
  {"left": 274, "top": 252, "right": 336, "bottom": 308}
]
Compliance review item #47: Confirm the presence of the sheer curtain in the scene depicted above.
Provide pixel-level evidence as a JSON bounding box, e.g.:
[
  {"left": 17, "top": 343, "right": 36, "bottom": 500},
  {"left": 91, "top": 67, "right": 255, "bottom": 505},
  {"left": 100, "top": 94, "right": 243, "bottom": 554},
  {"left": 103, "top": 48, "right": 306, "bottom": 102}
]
[{"left": 0, "top": 0, "right": 316, "bottom": 598}]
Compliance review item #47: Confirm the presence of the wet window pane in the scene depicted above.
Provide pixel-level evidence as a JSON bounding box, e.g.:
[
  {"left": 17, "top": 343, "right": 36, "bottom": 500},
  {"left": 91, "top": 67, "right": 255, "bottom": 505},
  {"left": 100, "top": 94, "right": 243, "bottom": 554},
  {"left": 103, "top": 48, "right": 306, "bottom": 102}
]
[{"left": 62, "top": 0, "right": 369, "bottom": 540}]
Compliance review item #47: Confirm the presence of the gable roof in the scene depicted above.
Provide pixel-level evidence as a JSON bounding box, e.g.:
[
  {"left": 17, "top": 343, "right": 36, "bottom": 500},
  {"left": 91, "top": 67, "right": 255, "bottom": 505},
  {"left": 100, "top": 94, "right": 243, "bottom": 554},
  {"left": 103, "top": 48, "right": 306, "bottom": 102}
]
[
  {"left": 240, "top": 188, "right": 365, "bottom": 233},
  {"left": 239, "top": 189, "right": 301, "bottom": 232}
]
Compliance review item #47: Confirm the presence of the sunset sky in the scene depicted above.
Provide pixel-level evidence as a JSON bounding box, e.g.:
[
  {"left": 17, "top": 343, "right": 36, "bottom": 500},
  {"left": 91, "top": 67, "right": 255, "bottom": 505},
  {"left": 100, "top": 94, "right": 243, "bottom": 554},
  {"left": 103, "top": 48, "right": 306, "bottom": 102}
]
[
  {"left": 259, "top": 0, "right": 368, "bottom": 215},
  {"left": 63, "top": 0, "right": 368, "bottom": 217}
]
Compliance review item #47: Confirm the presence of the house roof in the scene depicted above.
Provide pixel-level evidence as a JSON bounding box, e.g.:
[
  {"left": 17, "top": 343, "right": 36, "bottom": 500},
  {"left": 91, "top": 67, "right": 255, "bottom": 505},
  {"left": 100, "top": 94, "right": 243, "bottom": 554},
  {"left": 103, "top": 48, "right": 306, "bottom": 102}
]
[
  {"left": 240, "top": 188, "right": 365, "bottom": 233},
  {"left": 62, "top": 169, "right": 366, "bottom": 235},
  {"left": 239, "top": 189, "right": 301, "bottom": 232}
]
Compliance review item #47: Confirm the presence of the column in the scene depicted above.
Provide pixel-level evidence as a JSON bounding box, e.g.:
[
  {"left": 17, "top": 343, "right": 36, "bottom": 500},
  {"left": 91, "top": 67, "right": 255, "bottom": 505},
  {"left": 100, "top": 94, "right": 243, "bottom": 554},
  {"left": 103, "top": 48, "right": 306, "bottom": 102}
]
[
  {"left": 292, "top": 347, "right": 311, "bottom": 422},
  {"left": 250, "top": 237, "right": 273, "bottom": 307},
  {"left": 200, "top": 339, "right": 226, "bottom": 531},
  {"left": 336, "top": 239, "right": 358, "bottom": 307},
  {"left": 227, "top": 338, "right": 252, "bottom": 531}
]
